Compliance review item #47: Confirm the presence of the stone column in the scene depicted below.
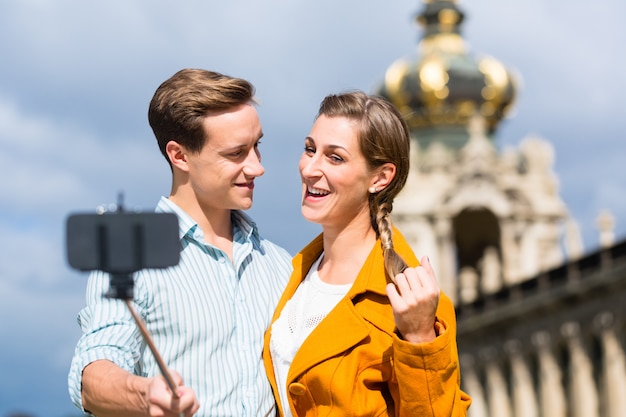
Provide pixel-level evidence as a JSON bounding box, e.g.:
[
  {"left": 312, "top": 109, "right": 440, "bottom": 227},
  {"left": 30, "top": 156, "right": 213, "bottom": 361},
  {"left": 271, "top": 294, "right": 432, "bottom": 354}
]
[
  {"left": 596, "top": 211, "right": 615, "bottom": 248},
  {"left": 479, "top": 246, "right": 502, "bottom": 295},
  {"left": 505, "top": 339, "right": 538, "bottom": 417},
  {"left": 499, "top": 218, "right": 520, "bottom": 285},
  {"left": 594, "top": 312, "right": 626, "bottom": 417},
  {"left": 459, "top": 266, "right": 479, "bottom": 304},
  {"left": 532, "top": 330, "right": 566, "bottom": 417},
  {"left": 562, "top": 321, "right": 599, "bottom": 417},
  {"left": 460, "top": 354, "right": 488, "bottom": 417},
  {"left": 434, "top": 216, "right": 457, "bottom": 304},
  {"left": 482, "top": 348, "right": 512, "bottom": 417}
]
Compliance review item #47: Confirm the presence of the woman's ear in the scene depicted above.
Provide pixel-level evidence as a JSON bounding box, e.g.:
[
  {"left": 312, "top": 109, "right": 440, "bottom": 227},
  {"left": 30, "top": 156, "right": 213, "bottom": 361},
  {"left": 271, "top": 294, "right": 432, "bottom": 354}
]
[
  {"left": 370, "top": 163, "right": 396, "bottom": 192},
  {"left": 166, "top": 141, "right": 189, "bottom": 172}
]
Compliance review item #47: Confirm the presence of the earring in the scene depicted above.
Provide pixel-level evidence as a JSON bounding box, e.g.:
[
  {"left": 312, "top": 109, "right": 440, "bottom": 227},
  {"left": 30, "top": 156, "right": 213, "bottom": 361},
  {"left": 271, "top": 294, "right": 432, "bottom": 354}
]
[{"left": 369, "top": 186, "right": 377, "bottom": 194}]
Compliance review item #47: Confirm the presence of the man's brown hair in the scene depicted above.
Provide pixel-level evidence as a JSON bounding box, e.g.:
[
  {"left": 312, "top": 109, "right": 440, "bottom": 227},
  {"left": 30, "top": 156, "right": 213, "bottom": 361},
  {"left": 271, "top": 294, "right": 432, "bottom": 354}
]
[{"left": 148, "top": 68, "right": 255, "bottom": 166}]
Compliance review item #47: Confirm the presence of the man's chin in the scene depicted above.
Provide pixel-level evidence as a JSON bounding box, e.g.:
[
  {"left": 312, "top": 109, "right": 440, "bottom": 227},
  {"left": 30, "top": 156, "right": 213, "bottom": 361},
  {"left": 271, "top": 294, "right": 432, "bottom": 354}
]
[{"left": 235, "top": 199, "right": 254, "bottom": 211}]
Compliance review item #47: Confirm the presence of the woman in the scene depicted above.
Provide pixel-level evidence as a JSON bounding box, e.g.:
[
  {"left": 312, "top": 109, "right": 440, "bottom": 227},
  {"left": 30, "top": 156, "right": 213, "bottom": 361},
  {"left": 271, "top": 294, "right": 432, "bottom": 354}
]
[{"left": 263, "top": 91, "right": 471, "bottom": 416}]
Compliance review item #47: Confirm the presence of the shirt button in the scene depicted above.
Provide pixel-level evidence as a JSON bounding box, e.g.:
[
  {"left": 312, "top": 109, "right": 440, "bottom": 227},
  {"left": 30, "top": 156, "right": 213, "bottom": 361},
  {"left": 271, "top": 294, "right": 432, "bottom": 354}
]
[
  {"left": 288, "top": 383, "right": 307, "bottom": 396},
  {"left": 218, "top": 257, "right": 226, "bottom": 264}
]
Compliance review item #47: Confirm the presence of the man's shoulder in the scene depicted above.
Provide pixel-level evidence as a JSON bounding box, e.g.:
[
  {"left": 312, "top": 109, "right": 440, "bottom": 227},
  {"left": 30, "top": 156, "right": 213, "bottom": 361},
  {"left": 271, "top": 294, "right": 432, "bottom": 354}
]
[
  {"left": 257, "top": 234, "right": 291, "bottom": 259},
  {"left": 254, "top": 228, "right": 292, "bottom": 261},
  {"left": 232, "top": 210, "right": 291, "bottom": 259}
]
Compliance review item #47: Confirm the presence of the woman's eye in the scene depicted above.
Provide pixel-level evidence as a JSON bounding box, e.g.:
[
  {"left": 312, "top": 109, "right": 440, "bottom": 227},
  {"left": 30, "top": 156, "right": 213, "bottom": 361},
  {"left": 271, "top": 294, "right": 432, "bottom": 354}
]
[
  {"left": 330, "top": 154, "right": 344, "bottom": 163},
  {"left": 304, "top": 146, "right": 315, "bottom": 154}
]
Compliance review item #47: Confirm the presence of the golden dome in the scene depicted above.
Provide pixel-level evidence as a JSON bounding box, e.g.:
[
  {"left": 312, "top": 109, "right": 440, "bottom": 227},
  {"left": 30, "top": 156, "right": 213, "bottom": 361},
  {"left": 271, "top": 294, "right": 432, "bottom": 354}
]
[{"left": 377, "top": 0, "right": 517, "bottom": 135}]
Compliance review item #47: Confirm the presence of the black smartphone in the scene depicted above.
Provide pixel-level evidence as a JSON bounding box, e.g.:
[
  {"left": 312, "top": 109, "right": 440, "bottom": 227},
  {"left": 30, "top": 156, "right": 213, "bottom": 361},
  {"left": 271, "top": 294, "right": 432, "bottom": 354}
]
[{"left": 66, "top": 211, "right": 180, "bottom": 274}]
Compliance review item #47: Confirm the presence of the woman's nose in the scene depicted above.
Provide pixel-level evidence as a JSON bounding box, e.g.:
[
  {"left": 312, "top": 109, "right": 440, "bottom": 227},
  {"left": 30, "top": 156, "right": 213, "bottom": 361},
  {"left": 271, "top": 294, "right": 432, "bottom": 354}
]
[{"left": 299, "top": 154, "right": 320, "bottom": 178}]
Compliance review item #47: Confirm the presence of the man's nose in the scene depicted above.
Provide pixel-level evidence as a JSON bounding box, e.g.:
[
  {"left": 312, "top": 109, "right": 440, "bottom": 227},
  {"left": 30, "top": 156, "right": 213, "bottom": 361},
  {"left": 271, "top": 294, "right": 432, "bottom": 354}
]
[{"left": 244, "top": 149, "right": 264, "bottom": 177}]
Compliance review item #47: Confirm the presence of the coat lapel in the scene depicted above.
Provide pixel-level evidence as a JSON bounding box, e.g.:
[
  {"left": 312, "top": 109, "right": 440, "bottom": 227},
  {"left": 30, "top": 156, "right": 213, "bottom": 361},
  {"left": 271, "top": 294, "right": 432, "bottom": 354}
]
[
  {"left": 287, "top": 235, "right": 391, "bottom": 381},
  {"left": 277, "top": 228, "right": 420, "bottom": 383}
]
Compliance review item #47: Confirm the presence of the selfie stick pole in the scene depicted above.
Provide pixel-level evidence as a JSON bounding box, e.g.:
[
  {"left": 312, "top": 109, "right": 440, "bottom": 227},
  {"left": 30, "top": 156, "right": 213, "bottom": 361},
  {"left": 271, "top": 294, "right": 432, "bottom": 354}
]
[
  {"left": 124, "top": 303, "right": 183, "bottom": 417},
  {"left": 105, "top": 250, "right": 180, "bottom": 398},
  {"left": 108, "top": 272, "right": 181, "bottom": 399},
  {"left": 121, "top": 296, "right": 180, "bottom": 399}
]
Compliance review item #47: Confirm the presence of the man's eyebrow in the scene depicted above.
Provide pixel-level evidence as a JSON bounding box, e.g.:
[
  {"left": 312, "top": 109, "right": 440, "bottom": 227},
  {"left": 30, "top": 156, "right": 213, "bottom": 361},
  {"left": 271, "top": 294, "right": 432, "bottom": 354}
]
[{"left": 222, "top": 134, "right": 264, "bottom": 153}]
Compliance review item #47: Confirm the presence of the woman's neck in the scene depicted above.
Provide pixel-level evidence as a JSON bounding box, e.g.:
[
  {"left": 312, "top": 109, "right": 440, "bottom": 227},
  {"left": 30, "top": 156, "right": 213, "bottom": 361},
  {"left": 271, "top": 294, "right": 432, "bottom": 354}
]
[{"left": 318, "top": 222, "right": 378, "bottom": 285}]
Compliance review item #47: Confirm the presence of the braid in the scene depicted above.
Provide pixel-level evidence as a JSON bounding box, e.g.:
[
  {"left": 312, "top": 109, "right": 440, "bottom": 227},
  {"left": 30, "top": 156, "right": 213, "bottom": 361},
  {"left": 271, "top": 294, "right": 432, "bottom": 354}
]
[{"left": 375, "top": 202, "right": 408, "bottom": 284}]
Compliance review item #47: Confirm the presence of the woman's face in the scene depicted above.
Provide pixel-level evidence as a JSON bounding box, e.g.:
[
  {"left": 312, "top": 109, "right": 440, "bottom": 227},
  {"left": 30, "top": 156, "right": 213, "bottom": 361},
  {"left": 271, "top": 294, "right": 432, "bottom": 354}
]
[{"left": 299, "top": 115, "right": 376, "bottom": 230}]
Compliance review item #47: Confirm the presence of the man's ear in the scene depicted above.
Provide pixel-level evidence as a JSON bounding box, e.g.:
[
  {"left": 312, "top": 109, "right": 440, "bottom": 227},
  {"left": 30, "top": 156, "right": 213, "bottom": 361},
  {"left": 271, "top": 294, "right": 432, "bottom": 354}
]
[
  {"left": 370, "top": 163, "right": 396, "bottom": 192},
  {"left": 166, "top": 141, "right": 189, "bottom": 172}
]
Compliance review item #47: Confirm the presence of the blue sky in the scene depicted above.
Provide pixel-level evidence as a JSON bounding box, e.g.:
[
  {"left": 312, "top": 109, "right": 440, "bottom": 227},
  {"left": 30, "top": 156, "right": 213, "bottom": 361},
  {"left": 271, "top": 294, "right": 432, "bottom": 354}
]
[{"left": 1, "top": 1, "right": 625, "bottom": 416}]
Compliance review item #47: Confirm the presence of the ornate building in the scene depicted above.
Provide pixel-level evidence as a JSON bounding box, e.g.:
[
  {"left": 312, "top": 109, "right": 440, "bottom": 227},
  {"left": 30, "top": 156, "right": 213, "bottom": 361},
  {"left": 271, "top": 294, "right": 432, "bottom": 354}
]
[{"left": 376, "top": 1, "right": 626, "bottom": 416}]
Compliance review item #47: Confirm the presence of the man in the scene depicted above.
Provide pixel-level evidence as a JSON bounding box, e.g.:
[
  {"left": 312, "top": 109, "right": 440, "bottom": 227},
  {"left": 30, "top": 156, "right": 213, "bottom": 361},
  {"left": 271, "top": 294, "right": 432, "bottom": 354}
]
[{"left": 68, "top": 68, "right": 292, "bottom": 417}]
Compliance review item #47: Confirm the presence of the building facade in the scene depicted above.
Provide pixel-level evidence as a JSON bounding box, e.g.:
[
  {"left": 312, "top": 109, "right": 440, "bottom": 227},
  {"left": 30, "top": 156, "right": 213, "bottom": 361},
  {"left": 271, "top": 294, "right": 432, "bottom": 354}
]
[{"left": 376, "top": 1, "right": 626, "bottom": 416}]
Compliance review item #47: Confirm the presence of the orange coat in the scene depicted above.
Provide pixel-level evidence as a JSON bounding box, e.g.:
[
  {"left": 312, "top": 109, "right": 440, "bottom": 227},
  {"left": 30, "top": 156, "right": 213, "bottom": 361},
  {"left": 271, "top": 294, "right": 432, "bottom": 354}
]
[{"left": 263, "top": 230, "right": 471, "bottom": 417}]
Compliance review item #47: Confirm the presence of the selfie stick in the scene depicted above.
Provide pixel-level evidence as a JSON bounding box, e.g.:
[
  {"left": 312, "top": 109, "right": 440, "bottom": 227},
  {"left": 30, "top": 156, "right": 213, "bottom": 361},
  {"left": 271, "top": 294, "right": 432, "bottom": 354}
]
[
  {"left": 66, "top": 193, "right": 181, "bottom": 399},
  {"left": 123, "top": 299, "right": 180, "bottom": 398},
  {"left": 105, "top": 274, "right": 180, "bottom": 398}
]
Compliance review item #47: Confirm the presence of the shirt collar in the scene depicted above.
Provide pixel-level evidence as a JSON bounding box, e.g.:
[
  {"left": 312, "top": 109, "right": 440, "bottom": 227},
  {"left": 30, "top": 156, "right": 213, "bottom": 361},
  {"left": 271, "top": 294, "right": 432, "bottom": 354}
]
[
  {"left": 155, "top": 196, "right": 260, "bottom": 245},
  {"left": 155, "top": 196, "right": 196, "bottom": 241},
  {"left": 231, "top": 209, "right": 261, "bottom": 247}
]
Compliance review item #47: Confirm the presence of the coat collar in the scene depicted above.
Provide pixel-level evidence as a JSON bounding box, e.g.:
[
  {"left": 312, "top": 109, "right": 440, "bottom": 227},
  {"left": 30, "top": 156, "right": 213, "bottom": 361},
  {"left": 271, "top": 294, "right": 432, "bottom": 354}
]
[{"left": 291, "top": 229, "right": 416, "bottom": 299}]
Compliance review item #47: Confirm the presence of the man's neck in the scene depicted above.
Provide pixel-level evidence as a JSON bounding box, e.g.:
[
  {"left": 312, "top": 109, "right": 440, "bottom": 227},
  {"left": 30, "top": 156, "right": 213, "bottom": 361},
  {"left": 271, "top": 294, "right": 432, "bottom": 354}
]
[{"left": 168, "top": 193, "right": 234, "bottom": 259}]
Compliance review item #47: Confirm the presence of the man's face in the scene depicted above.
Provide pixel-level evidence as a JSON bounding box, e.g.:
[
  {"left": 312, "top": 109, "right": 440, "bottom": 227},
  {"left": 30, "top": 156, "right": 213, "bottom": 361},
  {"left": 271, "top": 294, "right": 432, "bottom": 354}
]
[{"left": 185, "top": 103, "right": 265, "bottom": 212}]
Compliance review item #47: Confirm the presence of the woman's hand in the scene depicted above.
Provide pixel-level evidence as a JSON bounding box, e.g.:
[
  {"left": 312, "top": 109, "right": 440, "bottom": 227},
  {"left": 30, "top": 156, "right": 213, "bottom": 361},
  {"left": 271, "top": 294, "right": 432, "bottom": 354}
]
[{"left": 386, "top": 255, "right": 440, "bottom": 343}]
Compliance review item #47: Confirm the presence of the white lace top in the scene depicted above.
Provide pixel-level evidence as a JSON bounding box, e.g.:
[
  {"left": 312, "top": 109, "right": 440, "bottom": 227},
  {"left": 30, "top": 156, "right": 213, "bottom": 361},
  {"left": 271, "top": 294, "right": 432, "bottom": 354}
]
[{"left": 269, "top": 253, "right": 352, "bottom": 417}]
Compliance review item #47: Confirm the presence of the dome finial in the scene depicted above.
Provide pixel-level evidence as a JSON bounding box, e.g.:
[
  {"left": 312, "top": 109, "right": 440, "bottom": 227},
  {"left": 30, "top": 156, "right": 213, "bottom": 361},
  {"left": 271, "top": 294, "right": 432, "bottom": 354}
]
[
  {"left": 376, "top": 0, "right": 517, "bottom": 146},
  {"left": 416, "top": 0, "right": 465, "bottom": 39}
]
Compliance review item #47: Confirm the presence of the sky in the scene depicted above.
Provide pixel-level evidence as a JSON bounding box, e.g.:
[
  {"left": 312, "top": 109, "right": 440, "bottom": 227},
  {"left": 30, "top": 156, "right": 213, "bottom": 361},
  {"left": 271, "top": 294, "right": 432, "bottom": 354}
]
[{"left": 0, "top": 1, "right": 624, "bottom": 416}]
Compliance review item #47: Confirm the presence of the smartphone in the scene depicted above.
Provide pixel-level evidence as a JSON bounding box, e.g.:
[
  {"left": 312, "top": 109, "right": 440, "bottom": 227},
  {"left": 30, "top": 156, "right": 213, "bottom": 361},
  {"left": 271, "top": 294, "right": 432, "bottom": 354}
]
[{"left": 66, "top": 211, "right": 180, "bottom": 274}]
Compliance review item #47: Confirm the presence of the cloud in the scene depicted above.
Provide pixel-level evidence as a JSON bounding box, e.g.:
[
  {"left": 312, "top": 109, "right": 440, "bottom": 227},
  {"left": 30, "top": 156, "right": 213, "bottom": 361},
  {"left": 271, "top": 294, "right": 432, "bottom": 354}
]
[
  {"left": 0, "top": 96, "right": 167, "bottom": 284},
  {"left": 2, "top": 102, "right": 161, "bottom": 195}
]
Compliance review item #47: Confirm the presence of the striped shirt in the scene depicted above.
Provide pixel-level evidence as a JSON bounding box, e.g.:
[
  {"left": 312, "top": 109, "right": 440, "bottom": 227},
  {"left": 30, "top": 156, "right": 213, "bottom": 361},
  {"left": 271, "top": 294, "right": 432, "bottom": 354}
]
[{"left": 68, "top": 197, "right": 292, "bottom": 417}]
